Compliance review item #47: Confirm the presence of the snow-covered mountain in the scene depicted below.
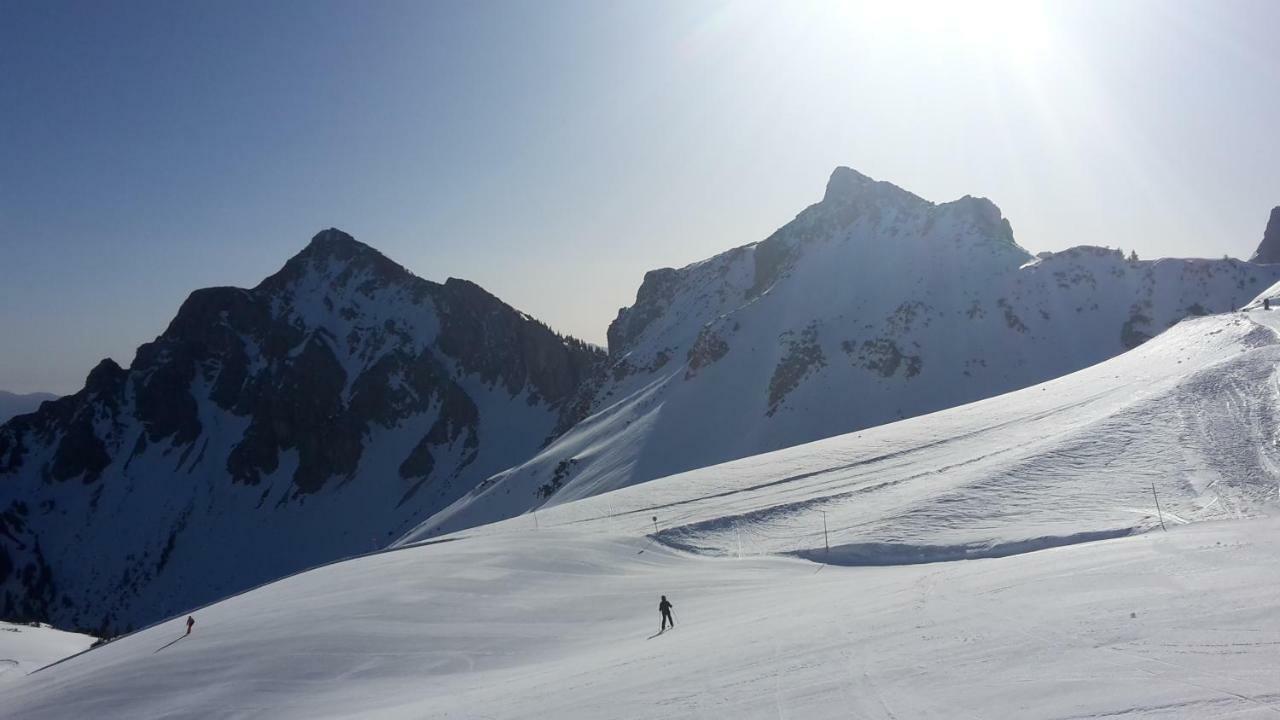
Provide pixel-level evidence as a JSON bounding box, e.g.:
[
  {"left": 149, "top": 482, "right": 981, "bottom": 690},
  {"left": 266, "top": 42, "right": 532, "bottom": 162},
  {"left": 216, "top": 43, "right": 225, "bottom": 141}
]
[
  {"left": 0, "top": 392, "right": 58, "bottom": 425},
  {"left": 7, "top": 308, "right": 1280, "bottom": 719},
  {"left": 417, "top": 167, "right": 1280, "bottom": 536},
  {"left": 0, "top": 229, "right": 603, "bottom": 634}
]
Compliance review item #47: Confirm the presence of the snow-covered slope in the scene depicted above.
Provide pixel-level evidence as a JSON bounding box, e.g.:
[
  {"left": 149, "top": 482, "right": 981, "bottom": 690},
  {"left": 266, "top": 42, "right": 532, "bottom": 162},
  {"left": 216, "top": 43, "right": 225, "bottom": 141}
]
[
  {"left": 0, "top": 392, "right": 57, "bottom": 425},
  {"left": 420, "top": 168, "right": 1280, "bottom": 536},
  {"left": 0, "top": 622, "right": 94, "bottom": 683},
  {"left": 0, "top": 229, "right": 602, "bottom": 634},
  {"left": 6, "top": 309, "right": 1280, "bottom": 719},
  {"left": 408, "top": 310, "right": 1280, "bottom": 553}
]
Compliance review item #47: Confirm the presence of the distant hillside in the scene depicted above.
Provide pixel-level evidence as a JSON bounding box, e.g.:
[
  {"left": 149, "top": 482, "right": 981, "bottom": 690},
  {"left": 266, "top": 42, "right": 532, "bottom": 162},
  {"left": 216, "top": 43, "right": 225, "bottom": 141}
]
[{"left": 0, "top": 392, "right": 58, "bottom": 424}]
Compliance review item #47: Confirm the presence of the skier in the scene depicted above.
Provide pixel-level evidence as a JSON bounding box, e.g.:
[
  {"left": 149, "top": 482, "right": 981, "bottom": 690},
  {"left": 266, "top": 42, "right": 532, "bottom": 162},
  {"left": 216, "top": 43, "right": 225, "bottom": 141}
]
[
  {"left": 186, "top": 616, "right": 195, "bottom": 635},
  {"left": 659, "top": 595, "right": 675, "bottom": 632},
  {"left": 1266, "top": 298, "right": 1272, "bottom": 310}
]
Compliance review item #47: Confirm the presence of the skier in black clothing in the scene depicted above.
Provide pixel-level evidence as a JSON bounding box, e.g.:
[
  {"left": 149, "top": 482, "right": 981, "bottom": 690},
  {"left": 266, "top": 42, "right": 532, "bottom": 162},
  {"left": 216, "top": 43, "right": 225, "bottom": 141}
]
[{"left": 659, "top": 595, "right": 675, "bottom": 632}]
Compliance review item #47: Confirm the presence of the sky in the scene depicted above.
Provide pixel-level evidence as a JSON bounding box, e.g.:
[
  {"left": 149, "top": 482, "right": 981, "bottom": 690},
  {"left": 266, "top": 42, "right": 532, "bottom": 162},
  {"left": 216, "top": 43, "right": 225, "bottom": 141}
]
[{"left": 2, "top": 0, "right": 1278, "bottom": 395}]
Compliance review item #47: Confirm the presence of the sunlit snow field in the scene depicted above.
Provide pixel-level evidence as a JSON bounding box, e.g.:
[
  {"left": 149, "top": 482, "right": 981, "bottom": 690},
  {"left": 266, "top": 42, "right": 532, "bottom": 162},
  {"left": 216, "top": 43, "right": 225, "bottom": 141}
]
[
  {"left": 6, "top": 311, "right": 1280, "bottom": 718},
  {"left": 0, "top": 622, "right": 94, "bottom": 684}
]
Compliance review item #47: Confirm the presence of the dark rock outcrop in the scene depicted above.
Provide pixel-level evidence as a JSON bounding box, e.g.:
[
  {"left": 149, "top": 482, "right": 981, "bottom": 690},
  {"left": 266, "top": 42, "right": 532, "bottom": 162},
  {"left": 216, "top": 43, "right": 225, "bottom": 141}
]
[{"left": 1249, "top": 207, "right": 1280, "bottom": 263}]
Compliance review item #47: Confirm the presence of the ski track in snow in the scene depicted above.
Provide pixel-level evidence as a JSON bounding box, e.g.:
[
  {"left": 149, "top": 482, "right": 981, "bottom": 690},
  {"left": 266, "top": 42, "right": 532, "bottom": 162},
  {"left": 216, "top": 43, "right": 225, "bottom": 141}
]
[
  {"left": 8, "top": 520, "right": 1280, "bottom": 719},
  {"left": 8, "top": 312, "right": 1280, "bottom": 718}
]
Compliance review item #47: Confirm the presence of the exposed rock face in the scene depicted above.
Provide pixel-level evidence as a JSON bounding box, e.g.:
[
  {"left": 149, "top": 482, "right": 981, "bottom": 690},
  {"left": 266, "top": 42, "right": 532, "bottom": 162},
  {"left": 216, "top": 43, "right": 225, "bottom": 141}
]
[
  {"left": 1248, "top": 207, "right": 1280, "bottom": 264},
  {"left": 406, "top": 168, "right": 1280, "bottom": 541},
  {"left": 0, "top": 229, "right": 603, "bottom": 634}
]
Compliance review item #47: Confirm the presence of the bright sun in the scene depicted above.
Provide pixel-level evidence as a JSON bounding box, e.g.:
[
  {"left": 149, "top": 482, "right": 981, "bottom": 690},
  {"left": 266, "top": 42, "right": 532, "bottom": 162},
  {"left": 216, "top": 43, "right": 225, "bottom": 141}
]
[
  {"left": 880, "top": 0, "right": 1053, "bottom": 62},
  {"left": 788, "top": 0, "right": 1055, "bottom": 67}
]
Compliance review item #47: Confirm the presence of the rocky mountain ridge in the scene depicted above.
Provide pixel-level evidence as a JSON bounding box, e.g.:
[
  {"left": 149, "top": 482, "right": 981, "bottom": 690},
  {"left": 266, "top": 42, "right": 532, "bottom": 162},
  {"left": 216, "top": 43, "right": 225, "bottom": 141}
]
[
  {"left": 0, "top": 230, "right": 602, "bottom": 633},
  {"left": 408, "top": 168, "right": 1280, "bottom": 539}
]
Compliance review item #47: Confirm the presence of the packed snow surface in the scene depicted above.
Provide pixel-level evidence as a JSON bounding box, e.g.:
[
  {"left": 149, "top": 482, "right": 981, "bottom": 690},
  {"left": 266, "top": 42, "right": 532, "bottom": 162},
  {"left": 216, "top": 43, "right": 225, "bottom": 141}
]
[
  {"left": 6, "top": 311, "right": 1280, "bottom": 718},
  {"left": 0, "top": 622, "right": 94, "bottom": 683}
]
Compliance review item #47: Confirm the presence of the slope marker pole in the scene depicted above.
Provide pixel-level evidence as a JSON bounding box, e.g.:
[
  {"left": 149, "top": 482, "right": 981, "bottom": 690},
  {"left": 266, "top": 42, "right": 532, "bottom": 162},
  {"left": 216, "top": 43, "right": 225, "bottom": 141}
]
[
  {"left": 533, "top": 511, "right": 539, "bottom": 530},
  {"left": 822, "top": 511, "right": 830, "bottom": 553},
  {"left": 1151, "top": 483, "right": 1167, "bottom": 532}
]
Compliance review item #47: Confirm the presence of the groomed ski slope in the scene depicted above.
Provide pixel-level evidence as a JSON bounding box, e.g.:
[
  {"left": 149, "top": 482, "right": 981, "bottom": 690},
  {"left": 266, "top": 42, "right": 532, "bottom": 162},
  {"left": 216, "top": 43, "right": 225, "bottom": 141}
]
[
  {"left": 6, "top": 311, "right": 1280, "bottom": 719},
  {"left": 407, "top": 311, "right": 1280, "bottom": 558}
]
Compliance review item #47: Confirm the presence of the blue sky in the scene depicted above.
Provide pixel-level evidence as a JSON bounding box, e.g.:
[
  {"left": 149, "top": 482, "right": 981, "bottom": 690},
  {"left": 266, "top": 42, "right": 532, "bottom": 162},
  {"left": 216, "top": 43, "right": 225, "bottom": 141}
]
[{"left": 2, "top": 0, "right": 1278, "bottom": 394}]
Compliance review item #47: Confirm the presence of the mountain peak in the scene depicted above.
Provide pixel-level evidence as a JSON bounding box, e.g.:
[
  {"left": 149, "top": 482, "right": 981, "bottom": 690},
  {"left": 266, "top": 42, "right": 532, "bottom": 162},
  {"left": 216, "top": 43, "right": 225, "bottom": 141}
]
[
  {"left": 84, "top": 358, "right": 126, "bottom": 395},
  {"left": 1249, "top": 207, "right": 1280, "bottom": 264},
  {"left": 260, "top": 228, "right": 414, "bottom": 292},
  {"left": 822, "top": 166, "right": 875, "bottom": 202},
  {"left": 300, "top": 227, "right": 382, "bottom": 263},
  {"left": 820, "top": 166, "right": 927, "bottom": 210},
  {"left": 305, "top": 227, "right": 360, "bottom": 252},
  {"left": 0, "top": 227, "right": 605, "bottom": 634}
]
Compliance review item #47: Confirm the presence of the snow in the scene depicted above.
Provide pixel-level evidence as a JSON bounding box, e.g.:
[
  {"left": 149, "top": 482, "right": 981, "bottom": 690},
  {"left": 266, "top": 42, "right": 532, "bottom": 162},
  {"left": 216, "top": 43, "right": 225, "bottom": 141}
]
[
  {"left": 6, "top": 519, "right": 1280, "bottom": 718},
  {"left": 1244, "top": 278, "right": 1280, "bottom": 310},
  {"left": 275, "top": 254, "right": 442, "bottom": 398},
  {"left": 0, "top": 622, "right": 95, "bottom": 683},
  {"left": 5, "top": 311, "right": 1280, "bottom": 718},
  {"left": 426, "top": 172, "right": 1280, "bottom": 537}
]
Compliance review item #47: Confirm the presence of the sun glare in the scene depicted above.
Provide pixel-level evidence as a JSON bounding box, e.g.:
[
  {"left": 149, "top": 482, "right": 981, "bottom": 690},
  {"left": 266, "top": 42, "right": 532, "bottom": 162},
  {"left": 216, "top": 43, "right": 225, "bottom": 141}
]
[{"left": 802, "top": 0, "right": 1055, "bottom": 66}]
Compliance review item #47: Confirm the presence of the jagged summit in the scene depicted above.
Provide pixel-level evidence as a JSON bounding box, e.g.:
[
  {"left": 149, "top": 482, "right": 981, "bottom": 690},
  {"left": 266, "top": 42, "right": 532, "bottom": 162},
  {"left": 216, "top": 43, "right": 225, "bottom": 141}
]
[
  {"left": 260, "top": 227, "right": 417, "bottom": 293},
  {"left": 308, "top": 226, "right": 359, "bottom": 248},
  {"left": 819, "top": 166, "right": 927, "bottom": 208},
  {"left": 84, "top": 358, "right": 126, "bottom": 394},
  {"left": 1249, "top": 207, "right": 1280, "bottom": 264},
  {"left": 821, "top": 166, "right": 876, "bottom": 202},
  {"left": 294, "top": 227, "right": 386, "bottom": 266},
  {"left": 820, "top": 168, "right": 1017, "bottom": 251}
]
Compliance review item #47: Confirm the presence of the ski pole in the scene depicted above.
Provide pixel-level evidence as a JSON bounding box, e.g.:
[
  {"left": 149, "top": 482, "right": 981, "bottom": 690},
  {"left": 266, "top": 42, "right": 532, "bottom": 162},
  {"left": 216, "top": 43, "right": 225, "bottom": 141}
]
[{"left": 1151, "top": 482, "right": 1167, "bottom": 532}]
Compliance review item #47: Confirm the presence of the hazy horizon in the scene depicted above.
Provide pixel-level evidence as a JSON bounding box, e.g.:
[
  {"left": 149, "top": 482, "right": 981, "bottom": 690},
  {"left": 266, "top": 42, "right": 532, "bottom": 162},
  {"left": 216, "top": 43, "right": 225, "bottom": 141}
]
[{"left": 4, "top": 0, "right": 1279, "bottom": 395}]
